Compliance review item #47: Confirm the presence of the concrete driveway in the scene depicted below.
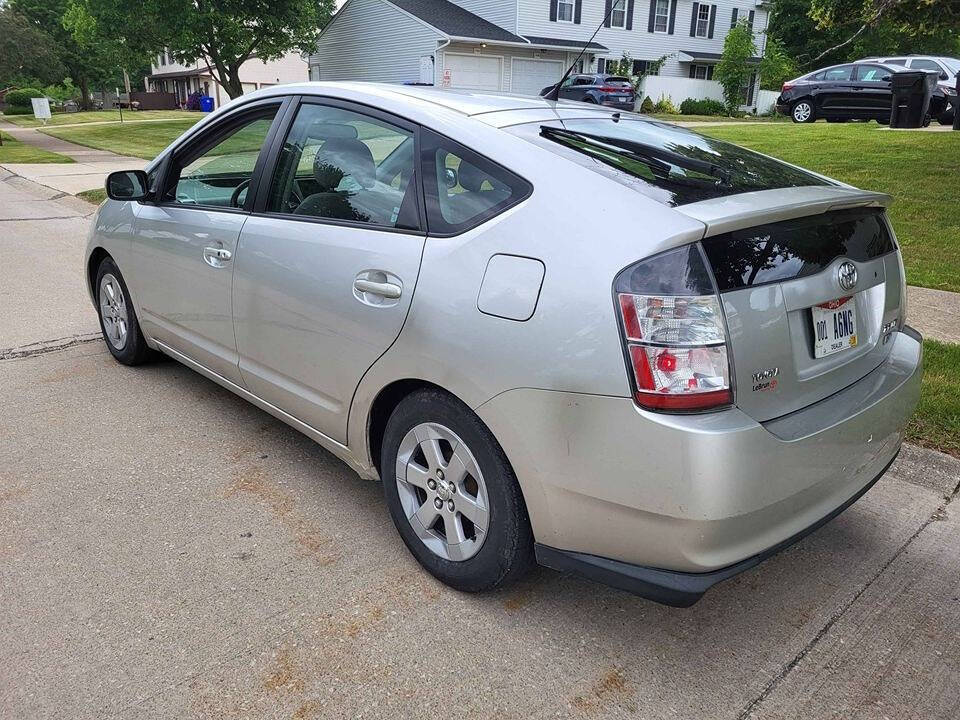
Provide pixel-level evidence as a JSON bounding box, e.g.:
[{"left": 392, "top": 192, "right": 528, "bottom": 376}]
[{"left": 2, "top": 175, "right": 959, "bottom": 720}]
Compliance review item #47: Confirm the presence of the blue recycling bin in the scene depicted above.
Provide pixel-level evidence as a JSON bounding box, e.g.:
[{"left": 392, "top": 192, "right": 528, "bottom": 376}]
[{"left": 200, "top": 96, "right": 214, "bottom": 113}]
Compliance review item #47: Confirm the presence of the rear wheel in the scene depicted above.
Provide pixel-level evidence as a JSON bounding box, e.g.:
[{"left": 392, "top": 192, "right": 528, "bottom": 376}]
[
  {"left": 95, "top": 257, "right": 153, "bottom": 365},
  {"left": 381, "top": 389, "right": 534, "bottom": 592},
  {"left": 792, "top": 100, "right": 814, "bottom": 123}
]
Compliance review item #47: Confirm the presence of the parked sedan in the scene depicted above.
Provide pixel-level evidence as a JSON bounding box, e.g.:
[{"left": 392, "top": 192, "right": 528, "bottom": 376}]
[
  {"left": 776, "top": 62, "right": 945, "bottom": 123},
  {"left": 859, "top": 55, "right": 959, "bottom": 124},
  {"left": 539, "top": 73, "right": 635, "bottom": 110},
  {"left": 87, "top": 84, "right": 921, "bottom": 606}
]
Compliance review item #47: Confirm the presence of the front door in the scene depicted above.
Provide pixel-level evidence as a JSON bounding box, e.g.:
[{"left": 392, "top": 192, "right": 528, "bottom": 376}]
[
  {"left": 232, "top": 99, "right": 425, "bottom": 443},
  {"left": 853, "top": 64, "right": 894, "bottom": 118},
  {"left": 130, "top": 100, "right": 284, "bottom": 384}
]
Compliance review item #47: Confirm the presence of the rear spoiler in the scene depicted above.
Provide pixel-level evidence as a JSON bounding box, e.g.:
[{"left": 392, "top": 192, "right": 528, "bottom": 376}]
[{"left": 677, "top": 186, "right": 893, "bottom": 238}]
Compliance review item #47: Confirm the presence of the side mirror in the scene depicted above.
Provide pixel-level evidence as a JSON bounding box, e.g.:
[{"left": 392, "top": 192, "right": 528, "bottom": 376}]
[
  {"left": 941, "top": 71, "right": 949, "bottom": 81},
  {"left": 105, "top": 170, "right": 149, "bottom": 201},
  {"left": 881, "top": 74, "right": 891, "bottom": 82},
  {"left": 443, "top": 167, "right": 458, "bottom": 189}
]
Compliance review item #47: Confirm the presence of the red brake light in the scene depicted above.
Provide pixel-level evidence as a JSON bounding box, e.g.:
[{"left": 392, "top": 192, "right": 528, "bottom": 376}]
[
  {"left": 781, "top": 82, "right": 794, "bottom": 93},
  {"left": 615, "top": 244, "right": 733, "bottom": 412}
]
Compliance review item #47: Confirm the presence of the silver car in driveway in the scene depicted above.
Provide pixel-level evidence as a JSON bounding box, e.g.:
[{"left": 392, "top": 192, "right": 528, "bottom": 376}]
[{"left": 86, "top": 83, "right": 922, "bottom": 606}]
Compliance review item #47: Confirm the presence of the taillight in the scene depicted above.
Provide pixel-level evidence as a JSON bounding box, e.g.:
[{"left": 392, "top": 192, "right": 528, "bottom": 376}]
[
  {"left": 599, "top": 85, "right": 631, "bottom": 93},
  {"left": 781, "top": 82, "right": 794, "bottom": 93},
  {"left": 614, "top": 243, "right": 733, "bottom": 412}
]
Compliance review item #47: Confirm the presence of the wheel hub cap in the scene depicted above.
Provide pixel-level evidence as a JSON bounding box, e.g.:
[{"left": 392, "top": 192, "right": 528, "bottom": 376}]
[
  {"left": 99, "top": 273, "right": 129, "bottom": 351},
  {"left": 395, "top": 422, "right": 490, "bottom": 562}
]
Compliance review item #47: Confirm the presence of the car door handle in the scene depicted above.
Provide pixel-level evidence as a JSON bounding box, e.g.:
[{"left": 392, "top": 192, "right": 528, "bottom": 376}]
[
  {"left": 203, "top": 246, "right": 232, "bottom": 268},
  {"left": 353, "top": 279, "right": 401, "bottom": 299}
]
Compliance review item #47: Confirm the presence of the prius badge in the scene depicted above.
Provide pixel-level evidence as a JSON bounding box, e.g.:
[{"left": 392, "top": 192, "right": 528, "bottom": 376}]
[{"left": 838, "top": 261, "right": 858, "bottom": 291}]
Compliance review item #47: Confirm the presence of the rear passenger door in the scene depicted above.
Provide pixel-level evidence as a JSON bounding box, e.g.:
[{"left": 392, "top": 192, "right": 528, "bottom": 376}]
[
  {"left": 232, "top": 98, "right": 425, "bottom": 444},
  {"left": 816, "top": 65, "right": 856, "bottom": 116}
]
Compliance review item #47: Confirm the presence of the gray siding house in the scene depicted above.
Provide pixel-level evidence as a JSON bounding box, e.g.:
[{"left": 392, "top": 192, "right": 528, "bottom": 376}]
[{"left": 309, "top": 0, "right": 767, "bottom": 97}]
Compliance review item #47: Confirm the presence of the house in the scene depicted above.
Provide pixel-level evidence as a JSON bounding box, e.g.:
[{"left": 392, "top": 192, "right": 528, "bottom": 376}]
[
  {"left": 145, "top": 51, "right": 309, "bottom": 109},
  {"left": 308, "top": 0, "right": 766, "bottom": 104}
]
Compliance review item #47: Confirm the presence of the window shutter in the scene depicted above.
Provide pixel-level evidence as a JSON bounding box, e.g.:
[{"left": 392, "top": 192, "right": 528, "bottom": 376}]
[
  {"left": 574, "top": 0, "right": 582, "bottom": 22},
  {"left": 707, "top": 65, "right": 714, "bottom": 80},
  {"left": 668, "top": 0, "right": 677, "bottom": 33},
  {"left": 748, "top": 9, "right": 755, "bottom": 30},
  {"left": 598, "top": 57, "right": 606, "bottom": 73},
  {"left": 689, "top": 2, "right": 699, "bottom": 36},
  {"left": 730, "top": 7, "right": 738, "bottom": 28},
  {"left": 549, "top": 0, "right": 558, "bottom": 21},
  {"left": 689, "top": 65, "right": 697, "bottom": 78},
  {"left": 626, "top": 0, "right": 635, "bottom": 29},
  {"left": 604, "top": 0, "right": 612, "bottom": 27},
  {"left": 707, "top": 4, "right": 717, "bottom": 38},
  {"left": 647, "top": 0, "right": 656, "bottom": 31}
]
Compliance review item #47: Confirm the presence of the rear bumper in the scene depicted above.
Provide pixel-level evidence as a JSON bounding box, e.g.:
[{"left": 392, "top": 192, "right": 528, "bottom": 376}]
[
  {"left": 775, "top": 101, "right": 791, "bottom": 115},
  {"left": 600, "top": 98, "right": 635, "bottom": 110},
  {"left": 536, "top": 448, "right": 897, "bottom": 607},
  {"left": 476, "top": 327, "right": 922, "bottom": 601}
]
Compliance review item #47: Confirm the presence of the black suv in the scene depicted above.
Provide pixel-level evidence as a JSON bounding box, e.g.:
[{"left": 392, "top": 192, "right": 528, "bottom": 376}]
[
  {"left": 540, "top": 74, "right": 635, "bottom": 110},
  {"left": 776, "top": 62, "right": 947, "bottom": 123}
]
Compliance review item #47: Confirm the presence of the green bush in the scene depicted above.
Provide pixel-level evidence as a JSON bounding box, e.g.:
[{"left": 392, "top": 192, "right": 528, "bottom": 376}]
[
  {"left": 639, "top": 95, "right": 655, "bottom": 113},
  {"left": 652, "top": 95, "right": 679, "bottom": 115},
  {"left": 679, "top": 98, "right": 728, "bottom": 116},
  {"left": 4, "top": 88, "right": 45, "bottom": 107},
  {"left": 1, "top": 105, "right": 34, "bottom": 115}
]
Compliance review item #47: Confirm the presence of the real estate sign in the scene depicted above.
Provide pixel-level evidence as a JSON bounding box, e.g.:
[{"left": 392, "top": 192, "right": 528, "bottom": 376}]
[{"left": 31, "top": 97, "right": 52, "bottom": 123}]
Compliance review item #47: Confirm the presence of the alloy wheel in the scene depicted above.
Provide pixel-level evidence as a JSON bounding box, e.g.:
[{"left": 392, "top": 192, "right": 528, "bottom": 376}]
[
  {"left": 793, "top": 102, "right": 812, "bottom": 122},
  {"left": 99, "top": 273, "right": 129, "bottom": 350},
  {"left": 395, "top": 422, "right": 490, "bottom": 561}
]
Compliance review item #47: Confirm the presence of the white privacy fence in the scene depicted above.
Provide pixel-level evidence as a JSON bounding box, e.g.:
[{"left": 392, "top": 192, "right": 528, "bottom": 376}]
[{"left": 637, "top": 76, "right": 779, "bottom": 112}]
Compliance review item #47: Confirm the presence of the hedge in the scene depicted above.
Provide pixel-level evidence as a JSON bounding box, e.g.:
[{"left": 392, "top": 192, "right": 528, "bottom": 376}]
[
  {"left": 4, "top": 88, "right": 44, "bottom": 107},
  {"left": 679, "top": 98, "right": 728, "bottom": 116}
]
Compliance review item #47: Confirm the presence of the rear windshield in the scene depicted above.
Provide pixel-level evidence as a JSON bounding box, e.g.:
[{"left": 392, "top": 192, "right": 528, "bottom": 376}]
[
  {"left": 606, "top": 77, "right": 632, "bottom": 85},
  {"left": 507, "top": 117, "right": 831, "bottom": 206},
  {"left": 702, "top": 208, "right": 895, "bottom": 292}
]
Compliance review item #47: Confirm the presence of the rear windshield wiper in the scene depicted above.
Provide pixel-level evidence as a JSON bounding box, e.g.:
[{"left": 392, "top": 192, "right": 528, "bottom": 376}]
[{"left": 539, "top": 126, "right": 732, "bottom": 184}]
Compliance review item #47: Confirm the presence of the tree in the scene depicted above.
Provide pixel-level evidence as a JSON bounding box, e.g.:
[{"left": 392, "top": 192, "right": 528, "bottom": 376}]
[
  {"left": 714, "top": 19, "right": 756, "bottom": 113},
  {"left": 0, "top": 7, "right": 67, "bottom": 88},
  {"left": 759, "top": 36, "right": 796, "bottom": 91},
  {"left": 68, "top": 0, "right": 336, "bottom": 100}
]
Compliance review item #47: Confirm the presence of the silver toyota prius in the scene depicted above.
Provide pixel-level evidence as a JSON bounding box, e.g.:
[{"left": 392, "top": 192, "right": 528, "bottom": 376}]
[{"left": 86, "top": 83, "right": 922, "bottom": 606}]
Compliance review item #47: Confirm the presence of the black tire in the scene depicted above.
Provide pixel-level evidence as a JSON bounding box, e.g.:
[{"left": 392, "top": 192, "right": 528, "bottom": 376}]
[
  {"left": 94, "top": 256, "right": 154, "bottom": 365},
  {"left": 791, "top": 99, "right": 815, "bottom": 123},
  {"left": 381, "top": 389, "right": 534, "bottom": 592}
]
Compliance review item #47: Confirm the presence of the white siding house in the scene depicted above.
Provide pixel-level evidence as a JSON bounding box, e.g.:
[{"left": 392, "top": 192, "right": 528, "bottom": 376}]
[{"left": 309, "top": 0, "right": 767, "bottom": 105}]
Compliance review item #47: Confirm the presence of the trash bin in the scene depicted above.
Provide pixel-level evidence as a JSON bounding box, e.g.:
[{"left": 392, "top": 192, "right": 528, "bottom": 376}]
[
  {"left": 889, "top": 70, "right": 937, "bottom": 128},
  {"left": 199, "top": 96, "right": 215, "bottom": 113}
]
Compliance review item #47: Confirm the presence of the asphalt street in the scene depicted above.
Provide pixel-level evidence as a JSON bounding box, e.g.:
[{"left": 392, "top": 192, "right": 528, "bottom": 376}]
[{"left": 1, "top": 172, "right": 959, "bottom": 719}]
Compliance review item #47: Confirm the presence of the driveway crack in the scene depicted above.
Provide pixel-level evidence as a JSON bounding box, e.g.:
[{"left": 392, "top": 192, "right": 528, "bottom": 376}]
[
  {"left": 0, "top": 332, "right": 101, "bottom": 360},
  {"left": 737, "top": 481, "right": 960, "bottom": 719}
]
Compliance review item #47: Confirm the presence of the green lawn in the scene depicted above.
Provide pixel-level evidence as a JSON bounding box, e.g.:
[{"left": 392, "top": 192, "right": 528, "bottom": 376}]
[
  {"left": 41, "top": 118, "right": 200, "bottom": 160},
  {"left": 0, "top": 132, "right": 73, "bottom": 163},
  {"left": 2, "top": 109, "right": 200, "bottom": 128},
  {"left": 906, "top": 340, "right": 960, "bottom": 459},
  {"left": 700, "top": 123, "right": 960, "bottom": 293},
  {"left": 650, "top": 113, "right": 787, "bottom": 123},
  {"left": 76, "top": 188, "right": 107, "bottom": 204}
]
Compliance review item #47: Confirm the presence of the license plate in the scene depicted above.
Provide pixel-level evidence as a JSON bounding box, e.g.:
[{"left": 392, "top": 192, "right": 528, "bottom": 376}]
[{"left": 812, "top": 297, "right": 858, "bottom": 358}]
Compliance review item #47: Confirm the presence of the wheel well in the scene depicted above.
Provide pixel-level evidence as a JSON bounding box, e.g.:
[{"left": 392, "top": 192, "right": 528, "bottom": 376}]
[
  {"left": 87, "top": 247, "right": 111, "bottom": 295},
  {"left": 367, "top": 379, "right": 449, "bottom": 475}
]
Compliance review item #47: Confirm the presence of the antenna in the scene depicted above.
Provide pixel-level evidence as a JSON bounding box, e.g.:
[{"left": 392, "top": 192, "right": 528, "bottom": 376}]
[{"left": 543, "top": 2, "right": 618, "bottom": 102}]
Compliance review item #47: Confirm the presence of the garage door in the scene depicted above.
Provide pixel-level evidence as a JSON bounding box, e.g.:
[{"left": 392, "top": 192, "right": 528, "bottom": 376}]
[
  {"left": 443, "top": 53, "right": 502, "bottom": 91},
  {"left": 511, "top": 58, "right": 563, "bottom": 96}
]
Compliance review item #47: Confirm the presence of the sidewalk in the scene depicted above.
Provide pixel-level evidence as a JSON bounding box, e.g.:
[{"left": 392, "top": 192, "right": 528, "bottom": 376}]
[{"left": 0, "top": 119, "right": 145, "bottom": 194}]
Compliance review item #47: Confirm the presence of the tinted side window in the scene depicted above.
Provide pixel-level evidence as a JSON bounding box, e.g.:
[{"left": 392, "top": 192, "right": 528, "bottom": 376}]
[
  {"left": 885, "top": 58, "right": 907, "bottom": 66},
  {"left": 421, "top": 129, "right": 531, "bottom": 235},
  {"left": 823, "top": 66, "right": 852, "bottom": 81},
  {"left": 909, "top": 59, "right": 941, "bottom": 72},
  {"left": 857, "top": 65, "right": 889, "bottom": 82},
  {"left": 265, "top": 103, "right": 418, "bottom": 229}
]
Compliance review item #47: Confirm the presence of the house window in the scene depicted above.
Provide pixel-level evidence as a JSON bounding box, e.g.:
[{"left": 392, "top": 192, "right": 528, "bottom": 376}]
[
  {"left": 611, "top": 0, "right": 627, "bottom": 28},
  {"left": 557, "top": 0, "right": 574, "bottom": 22},
  {"left": 632, "top": 60, "right": 659, "bottom": 76},
  {"left": 695, "top": 5, "right": 710, "bottom": 37},
  {"left": 654, "top": 0, "right": 669, "bottom": 31},
  {"left": 690, "top": 64, "right": 712, "bottom": 80}
]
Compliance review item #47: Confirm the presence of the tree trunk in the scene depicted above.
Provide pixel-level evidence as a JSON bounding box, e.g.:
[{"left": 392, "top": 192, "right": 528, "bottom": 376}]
[
  {"left": 221, "top": 70, "right": 245, "bottom": 99},
  {"left": 78, "top": 76, "right": 91, "bottom": 111}
]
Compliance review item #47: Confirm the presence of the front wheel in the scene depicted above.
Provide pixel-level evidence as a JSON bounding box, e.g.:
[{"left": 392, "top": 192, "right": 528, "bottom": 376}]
[
  {"left": 381, "top": 389, "right": 534, "bottom": 592},
  {"left": 792, "top": 100, "right": 815, "bottom": 123},
  {"left": 95, "top": 257, "right": 154, "bottom": 365}
]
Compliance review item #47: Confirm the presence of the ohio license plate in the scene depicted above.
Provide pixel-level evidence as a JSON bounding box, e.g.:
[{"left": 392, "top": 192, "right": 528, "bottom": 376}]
[{"left": 812, "top": 297, "right": 858, "bottom": 358}]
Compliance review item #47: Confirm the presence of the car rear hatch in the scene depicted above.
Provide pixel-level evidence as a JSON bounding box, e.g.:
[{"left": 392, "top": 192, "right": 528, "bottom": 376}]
[{"left": 678, "top": 187, "right": 905, "bottom": 422}]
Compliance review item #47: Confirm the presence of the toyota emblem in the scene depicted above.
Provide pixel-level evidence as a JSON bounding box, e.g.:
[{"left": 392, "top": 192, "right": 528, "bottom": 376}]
[{"left": 838, "top": 261, "right": 858, "bottom": 291}]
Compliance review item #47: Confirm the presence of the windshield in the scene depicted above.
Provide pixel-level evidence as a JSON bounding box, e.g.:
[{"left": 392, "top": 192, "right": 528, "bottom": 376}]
[{"left": 509, "top": 117, "right": 831, "bottom": 206}]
